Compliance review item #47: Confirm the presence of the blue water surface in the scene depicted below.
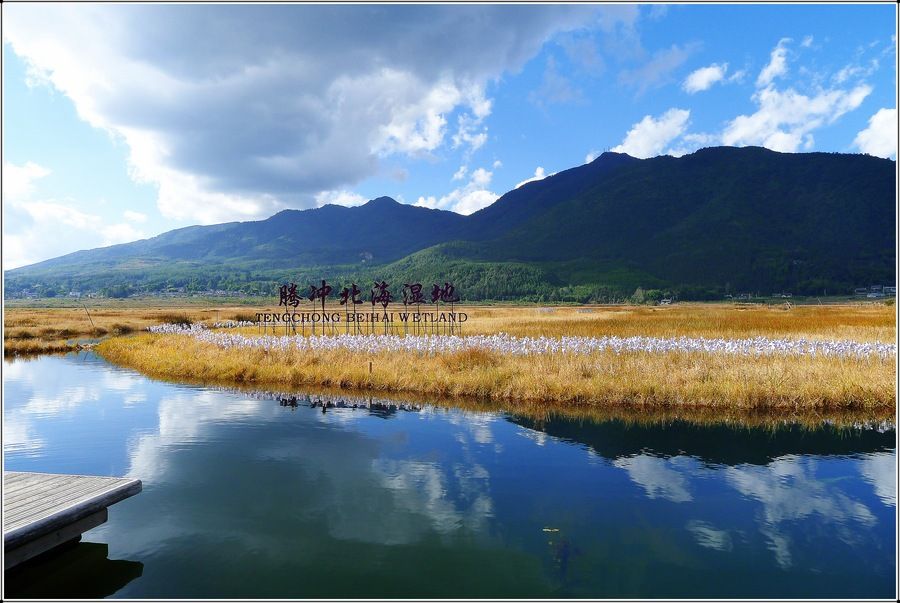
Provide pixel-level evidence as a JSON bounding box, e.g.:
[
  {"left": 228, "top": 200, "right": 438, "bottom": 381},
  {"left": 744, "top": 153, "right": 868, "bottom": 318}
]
[{"left": 3, "top": 352, "right": 896, "bottom": 598}]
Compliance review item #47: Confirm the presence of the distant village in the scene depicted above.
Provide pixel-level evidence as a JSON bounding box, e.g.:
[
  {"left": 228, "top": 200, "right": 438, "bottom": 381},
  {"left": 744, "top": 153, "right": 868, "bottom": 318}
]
[{"left": 724, "top": 285, "right": 896, "bottom": 301}]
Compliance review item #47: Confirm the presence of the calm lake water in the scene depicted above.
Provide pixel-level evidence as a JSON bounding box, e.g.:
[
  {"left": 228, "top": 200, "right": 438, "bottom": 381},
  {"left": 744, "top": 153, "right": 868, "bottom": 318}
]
[{"left": 3, "top": 352, "right": 896, "bottom": 598}]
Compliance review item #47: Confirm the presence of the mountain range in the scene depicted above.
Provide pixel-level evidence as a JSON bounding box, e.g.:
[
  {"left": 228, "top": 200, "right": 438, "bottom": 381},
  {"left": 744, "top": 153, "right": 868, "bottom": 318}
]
[{"left": 6, "top": 146, "right": 895, "bottom": 302}]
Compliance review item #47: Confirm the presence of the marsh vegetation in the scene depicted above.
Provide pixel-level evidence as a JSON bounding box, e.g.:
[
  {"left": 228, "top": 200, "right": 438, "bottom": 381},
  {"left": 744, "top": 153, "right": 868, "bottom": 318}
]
[{"left": 40, "top": 302, "right": 893, "bottom": 411}]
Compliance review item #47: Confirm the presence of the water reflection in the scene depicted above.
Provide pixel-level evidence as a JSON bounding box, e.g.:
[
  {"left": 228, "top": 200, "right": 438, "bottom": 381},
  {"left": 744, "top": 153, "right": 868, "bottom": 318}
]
[
  {"left": 508, "top": 415, "right": 896, "bottom": 464},
  {"left": 276, "top": 392, "right": 422, "bottom": 417},
  {"left": 613, "top": 454, "right": 696, "bottom": 503},
  {"left": 4, "top": 542, "right": 143, "bottom": 599},
  {"left": 3, "top": 353, "right": 896, "bottom": 598}
]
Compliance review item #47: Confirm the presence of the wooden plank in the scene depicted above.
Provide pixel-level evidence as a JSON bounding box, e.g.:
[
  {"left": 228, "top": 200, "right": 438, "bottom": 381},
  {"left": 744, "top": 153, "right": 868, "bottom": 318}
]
[
  {"left": 4, "top": 473, "right": 141, "bottom": 536},
  {"left": 3, "top": 474, "right": 135, "bottom": 520},
  {"left": 3, "top": 472, "right": 142, "bottom": 553},
  {"left": 4, "top": 509, "right": 107, "bottom": 570},
  {"left": 5, "top": 479, "right": 129, "bottom": 523}
]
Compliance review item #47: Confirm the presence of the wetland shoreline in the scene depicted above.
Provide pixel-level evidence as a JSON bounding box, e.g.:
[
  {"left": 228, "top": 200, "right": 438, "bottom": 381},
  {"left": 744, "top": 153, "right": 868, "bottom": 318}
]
[{"left": 7, "top": 302, "right": 896, "bottom": 413}]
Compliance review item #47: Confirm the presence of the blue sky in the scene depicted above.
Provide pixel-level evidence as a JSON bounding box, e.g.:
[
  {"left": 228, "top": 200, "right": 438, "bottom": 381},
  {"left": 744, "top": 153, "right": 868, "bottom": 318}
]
[{"left": 3, "top": 3, "right": 896, "bottom": 269}]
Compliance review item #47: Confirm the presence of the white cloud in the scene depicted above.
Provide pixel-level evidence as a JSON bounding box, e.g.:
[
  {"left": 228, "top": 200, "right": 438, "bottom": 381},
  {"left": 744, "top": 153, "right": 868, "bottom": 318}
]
[
  {"left": 102, "top": 222, "right": 147, "bottom": 245},
  {"left": 3, "top": 161, "right": 147, "bottom": 269},
  {"left": 722, "top": 83, "right": 872, "bottom": 152},
  {"left": 4, "top": 4, "right": 611, "bottom": 224},
  {"left": 3, "top": 161, "right": 51, "bottom": 201},
  {"left": 451, "top": 165, "right": 468, "bottom": 181},
  {"left": 314, "top": 190, "right": 369, "bottom": 208},
  {"left": 666, "top": 132, "right": 717, "bottom": 157},
  {"left": 612, "top": 108, "right": 690, "bottom": 158},
  {"left": 666, "top": 43, "right": 877, "bottom": 157},
  {"left": 4, "top": 213, "right": 147, "bottom": 269},
  {"left": 20, "top": 201, "right": 102, "bottom": 230},
  {"left": 10, "top": 204, "right": 146, "bottom": 265},
  {"left": 415, "top": 166, "right": 498, "bottom": 215},
  {"left": 757, "top": 38, "right": 791, "bottom": 87},
  {"left": 470, "top": 167, "right": 492, "bottom": 188},
  {"left": 682, "top": 62, "right": 728, "bottom": 94},
  {"left": 584, "top": 151, "right": 598, "bottom": 164},
  {"left": 515, "top": 166, "right": 555, "bottom": 189},
  {"left": 452, "top": 89, "right": 492, "bottom": 154},
  {"left": 123, "top": 210, "right": 148, "bottom": 223},
  {"left": 801, "top": 35, "right": 814, "bottom": 48},
  {"left": 492, "top": 159, "right": 502, "bottom": 169},
  {"left": 833, "top": 59, "right": 880, "bottom": 85},
  {"left": 374, "top": 76, "right": 465, "bottom": 156},
  {"left": 854, "top": 108, "right": 897, "bottom": 158}
]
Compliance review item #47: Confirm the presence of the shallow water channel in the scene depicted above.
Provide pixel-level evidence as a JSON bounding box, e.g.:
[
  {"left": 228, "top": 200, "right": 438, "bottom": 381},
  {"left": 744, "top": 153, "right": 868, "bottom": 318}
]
[{"left": 3, "top": 351, "right": 896, "bottom": 598}]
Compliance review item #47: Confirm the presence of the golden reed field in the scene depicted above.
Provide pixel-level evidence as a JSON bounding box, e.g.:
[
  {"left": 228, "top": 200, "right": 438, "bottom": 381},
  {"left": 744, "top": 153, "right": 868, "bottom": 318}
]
[{"left": 6, "top": 301, "right": 892, "bottom": 415}]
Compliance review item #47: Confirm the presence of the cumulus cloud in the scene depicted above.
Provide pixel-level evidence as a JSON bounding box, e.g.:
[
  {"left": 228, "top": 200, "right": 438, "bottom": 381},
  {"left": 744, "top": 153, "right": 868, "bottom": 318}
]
[
  {"left": 682, "top": 62, "right": 728, "bottom": 93},
  {"left": 666, "top": 132, "right": 717, "bottom": 157},
  {"left": 451, "top": 89, "right": 492, "bottom": 154},
  {"left": 612, "top": 108, "right": 690, "bottom": 158},
  {"left": 853, "top": 108, "right": 897, "bottom": 159},
  {"left": 515, "top": 166, "right": 555, "bottom": 188},
  {"left": 757, "top": 38, "right": 791, "bottom": 87},
  {"left": 722, "top": 83, "right": 872, "bottom": 152},
  {"left": 415, "top": 166, "right": 498, "bottom": 215},
  {"left": 314, "top": 190, "right": 369, "bottom": 208},
  {"left": 656, "top": 38, "right": 877, "bottom": 156},
  {"left": 4, "top": 4, "right": 611, "bottom": 224}
]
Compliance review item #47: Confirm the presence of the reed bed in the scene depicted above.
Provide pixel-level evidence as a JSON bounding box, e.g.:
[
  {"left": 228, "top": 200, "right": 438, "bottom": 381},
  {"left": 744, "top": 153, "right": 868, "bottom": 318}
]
[
  {"left": 9, "top": 302, "right": 897, "bottom": 411},
  {"left": 97, "top": 327, "right": 895, "bottom": 410},
  {"left": 3, "top": 306, "right": 228, "bottom": 356},
  {"left": 150, "top": 322, "right": 896, "bottom": 359}
]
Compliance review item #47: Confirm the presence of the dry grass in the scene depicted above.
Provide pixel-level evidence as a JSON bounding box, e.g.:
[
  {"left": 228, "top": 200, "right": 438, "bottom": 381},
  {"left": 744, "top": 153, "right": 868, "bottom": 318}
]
[
  {"left": 97, "top": 328, "right": 895, "bottom": 411},
  {"left": 3, "top": 306, "right": 226, "bottom": 356},
  {"left": 8, "top": 302, "right": 896, "bottom": 412},
  {"left": 230, "top": 302, "right": 897, "bottom": 342},
  {"left": 461, "top": 303, "right": 896, "bottom": 342}
]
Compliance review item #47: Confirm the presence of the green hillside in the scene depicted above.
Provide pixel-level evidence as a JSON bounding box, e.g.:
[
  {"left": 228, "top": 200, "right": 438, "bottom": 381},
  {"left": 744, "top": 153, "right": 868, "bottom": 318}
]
[{"left": 5, "top": 147, "right": 894, "bottom": 301}]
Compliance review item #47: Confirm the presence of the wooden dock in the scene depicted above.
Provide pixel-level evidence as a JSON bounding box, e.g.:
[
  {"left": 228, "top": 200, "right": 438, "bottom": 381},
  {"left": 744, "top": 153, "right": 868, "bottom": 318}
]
[{"left": 4, "top": 472, "right": 142, "bottom": 569}]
